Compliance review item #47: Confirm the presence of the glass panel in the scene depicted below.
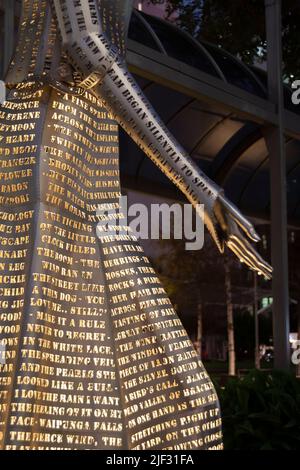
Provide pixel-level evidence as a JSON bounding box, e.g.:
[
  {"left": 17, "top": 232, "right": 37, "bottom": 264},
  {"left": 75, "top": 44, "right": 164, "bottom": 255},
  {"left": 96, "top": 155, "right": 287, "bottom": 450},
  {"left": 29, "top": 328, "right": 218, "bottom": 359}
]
[
  {"left": 204, "top": 43, "right": 266, "bottom": 98},
  {"left": 142, "top": 13, "right": 221, "bottom": 78},
  {"left": 128, "top": 11, "right": 161, "bottom": 52}
]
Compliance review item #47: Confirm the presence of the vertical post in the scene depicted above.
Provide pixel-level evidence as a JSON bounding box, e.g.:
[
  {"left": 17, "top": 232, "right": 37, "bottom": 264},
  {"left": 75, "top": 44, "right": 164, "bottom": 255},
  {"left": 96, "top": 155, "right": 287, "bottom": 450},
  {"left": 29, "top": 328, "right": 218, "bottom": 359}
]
[
  {"left": 253, "top": 273, "right": 260, "bottom": 369},
  {"left": 264, "top": 0, "right": 290, "bottom": 369},
  {"left": 297, "top": 302, "right": 300, "bottom": 377},
  {"left": 196, "top": 301, "right": 203, "bottom": 359},
  {"left": 3, "top": 0, "right": 15, "bottom": 78}
]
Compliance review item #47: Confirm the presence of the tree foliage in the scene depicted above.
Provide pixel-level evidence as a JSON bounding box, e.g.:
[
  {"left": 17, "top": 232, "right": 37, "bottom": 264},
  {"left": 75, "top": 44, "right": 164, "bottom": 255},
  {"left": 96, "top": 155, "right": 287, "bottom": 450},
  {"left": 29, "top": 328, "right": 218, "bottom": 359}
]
[
  {"left": 148, "top": 0, "right": 300, "bottom": 82},
  {"left": 217, "top": 370, "right": 300, "bottom": 450}
]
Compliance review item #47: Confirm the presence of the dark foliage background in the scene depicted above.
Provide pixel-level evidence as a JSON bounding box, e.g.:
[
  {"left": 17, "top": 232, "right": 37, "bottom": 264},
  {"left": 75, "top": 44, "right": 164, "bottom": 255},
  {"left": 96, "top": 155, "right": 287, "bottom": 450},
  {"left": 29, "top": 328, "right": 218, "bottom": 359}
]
[{"left": 216, "top": 370, "right": 300, "bottom": 449}]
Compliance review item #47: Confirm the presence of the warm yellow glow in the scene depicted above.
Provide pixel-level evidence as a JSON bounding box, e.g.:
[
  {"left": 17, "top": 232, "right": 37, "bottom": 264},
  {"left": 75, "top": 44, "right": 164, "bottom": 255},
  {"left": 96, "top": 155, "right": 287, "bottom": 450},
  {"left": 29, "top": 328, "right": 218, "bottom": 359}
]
[{"left": 0, "top": 86, "right": 222, "bottom": 450}]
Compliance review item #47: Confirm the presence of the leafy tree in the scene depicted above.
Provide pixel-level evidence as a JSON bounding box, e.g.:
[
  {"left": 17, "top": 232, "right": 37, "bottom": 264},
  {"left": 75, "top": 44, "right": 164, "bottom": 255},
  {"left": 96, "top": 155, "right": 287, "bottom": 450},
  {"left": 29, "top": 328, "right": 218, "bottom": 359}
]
[
  {"left": 150, "top": 227, "right": 263, "bottom": 373},
  {"left": 148, "top": 216, "right": 273, "bottom": 373}
]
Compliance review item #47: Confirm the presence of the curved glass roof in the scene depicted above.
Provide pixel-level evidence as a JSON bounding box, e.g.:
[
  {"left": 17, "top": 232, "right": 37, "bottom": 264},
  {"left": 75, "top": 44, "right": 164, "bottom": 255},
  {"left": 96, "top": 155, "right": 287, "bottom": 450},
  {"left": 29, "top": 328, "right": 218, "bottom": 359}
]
[
  {"left": 121, "top": 10, "right": 300, "bottom": 227},
  {"left": 129, "top": 10, "right": 298, "bottom": 111},
  {"left": 137, "top": 13, "right": 222, "bottom": 79}
]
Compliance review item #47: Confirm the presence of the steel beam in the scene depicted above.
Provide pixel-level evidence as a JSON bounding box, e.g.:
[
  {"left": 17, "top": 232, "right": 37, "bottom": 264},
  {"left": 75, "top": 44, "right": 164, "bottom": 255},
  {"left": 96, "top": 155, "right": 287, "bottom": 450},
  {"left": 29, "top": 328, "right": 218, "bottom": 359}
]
[
  {"left": 127, "top": 40, "right": 300, "bottom": 140},
  {"left": 264, "top": 0, "right": 290, "bottom": 370}
]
